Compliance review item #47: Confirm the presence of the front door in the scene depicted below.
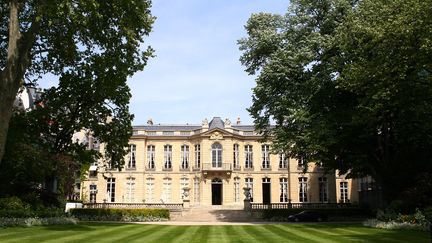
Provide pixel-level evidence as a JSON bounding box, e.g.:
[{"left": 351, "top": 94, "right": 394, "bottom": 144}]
[
  {"left": 212, "top": 178, "right": 222, "bottom": 205},
  {"left": 262, "top": 178, "right": 271, "bottom": 204}
]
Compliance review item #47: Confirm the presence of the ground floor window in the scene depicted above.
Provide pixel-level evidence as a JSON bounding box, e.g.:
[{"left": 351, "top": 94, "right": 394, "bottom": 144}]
[
  {"left": 340, "top": 181, "right": 349, "bottom": 203},
  {"left": 279, "top": 178, "right": 288, "bottom": 202},
  {"left": 107, "top": 178, "right": 116, "bottom": 202},
  {"left": 125, "top": 177, "right": 135, "bottom": 202},
  {"left": 162, "top": 178, "right": 172, "bottom": 202},
  {"left": 194, "top": 177, "right": 200, "bottom": 203},
  {"left": 299, "top": 177, "right": 308, "bottom": 202},
  {"left": 145, "top": 178, "right": 155, "bottom": 202},
  {"left": 319, "top": 177, "right": 328, "bottom": 203},
  {"left": 234, "top": 177, "right": 240, "bottom": 202},
  {"left": 89, "top": 184, "right": 97, "bottom": 203}
]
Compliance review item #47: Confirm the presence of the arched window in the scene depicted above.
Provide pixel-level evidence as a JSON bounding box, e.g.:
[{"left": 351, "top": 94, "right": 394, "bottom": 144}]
[{"left": 212, "top": 143, "right": 223, "bottom": 167}]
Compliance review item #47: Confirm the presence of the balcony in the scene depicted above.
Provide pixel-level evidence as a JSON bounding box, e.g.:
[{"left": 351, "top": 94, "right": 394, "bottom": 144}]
[{"left": 202, "top": 163, "right": 232, "bottom": 172}]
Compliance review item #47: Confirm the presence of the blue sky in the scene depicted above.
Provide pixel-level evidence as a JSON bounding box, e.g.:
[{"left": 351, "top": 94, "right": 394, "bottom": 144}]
[
  {"left": 40, "top": 0, "right": 289, "bottom": 125},
  {"left": 128, "top": 0, "right": 289, "bottom": 125}
]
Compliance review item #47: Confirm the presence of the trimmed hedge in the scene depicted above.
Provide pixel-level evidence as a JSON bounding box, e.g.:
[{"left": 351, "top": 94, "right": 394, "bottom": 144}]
[
  {"left": 0, "top": 208, "right": 65, "bottom": 218},
  {"left": 70, "top": 208, "right": 170, "bottom": 222},
  {"left": 261, "top": 208, "right": 373, "bottom": 221}
]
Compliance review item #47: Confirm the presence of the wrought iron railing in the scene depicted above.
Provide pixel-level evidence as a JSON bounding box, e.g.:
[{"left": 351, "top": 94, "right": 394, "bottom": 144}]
[
  {"left": 202, "top": 163, "right": 232, "bottom": 171},
  {"left": 83, "top": 203, "right": 183, "bottom": 211},
  {"left": 250, "top": 202, "right": 353, "bottom": 210}
]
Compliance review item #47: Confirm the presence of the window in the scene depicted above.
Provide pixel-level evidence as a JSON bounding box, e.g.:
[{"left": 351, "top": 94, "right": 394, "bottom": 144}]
[
  {"left": 211, "top": 143, "right": 223, "bottom": 167},
  {"left": 107, "top": 178, "right": 116, "bottom": 202},
  {"left": 243, "top": 131, "right": 254, "bottom": 136},
  {"left": 125, "top": 177, "right": 135, "bottom": 202},
  {"left": 245, "top": 178, "right": 254, "bottom": 202},
  {"left": 181, "top": 145, "right": 189, "bottom": 169},
  {"left": 180, "top": 131, "right": 190, "bottom": 135},
  {"left": 147, "top": 131, "right": 156, "bottom": 136},
  {"left": 127, "top": 144, "right": 136, "bottom": 169},
  {"left": 147, "top": 145, "right": 155, "bottom": 169},
  {"left": 245, "top": 145, "right": 253, "bottom": 169},
  {"left": 164, "top": 145, "right": 172, "bottom": 169},
  {"left": 180, "top": 177, "right": 189, "bottom": 199},
  {"left": 298, "top": 156, "right": 306, "bottom": 167},
  {"left": 145, "top": 178, "right": 155, "bottom": 202},
  {"left": 319, "top": 177, "right": 328, "bottom": 203},
  {"left": 233, "top": 144, "right": 240, "bottom": 169},
  {"left": 261, "top": 145, "right": 270, "bottom": 169},
  {"left": 234, "top": 177, "right": 240, "bottom": 202},
  {"left": 299, "top": 177, "right": 308, "bottom": 202},
  {"left": 194, "top": 177, "right": 200, "bottom": 203},
  {"left": 280, "top": 178, "right": 288, "bottom": 202},
  {"left": 340, "top": 182, "right": 349, "bottom": 203},
  {"left": 162, "top": 178, "right": 172, "bottom": 202},
  {"left": 279, "top": 153, "right": 287, "bottom": 169},
  {"left": 194, "top": 144, "right": 201, "bottom": 169},
  {"left": 89, "top": 184, "right": 97, "bottom": 203},
  {"left": 163, "top": 131, "right": 174, "bottom": 135}
]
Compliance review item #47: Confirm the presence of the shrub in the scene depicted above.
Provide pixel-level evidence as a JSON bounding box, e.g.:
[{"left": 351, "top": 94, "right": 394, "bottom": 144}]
[
  {"left": 363, "top": 219, "right": 428, "bottom": 231},
  {"left": 261, "top": 208, "right": 372, "bottom": 221},
  {"left": 70, "top": 208, "right": 170, "bottom": 222},
  {"left": 0, "top": 196, "right": 30, "bottom": 210},
  {"left": 0, "top": 217, "right": 77, "bottom": 227},
  {"left": 0, "top": 207, "right": 65, "bottom": 218}
]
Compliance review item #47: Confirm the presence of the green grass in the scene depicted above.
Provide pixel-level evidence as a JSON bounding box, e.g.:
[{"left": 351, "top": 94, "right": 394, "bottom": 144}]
[{"left": 0, "top": 223, "right": 429, "bottom": 243}]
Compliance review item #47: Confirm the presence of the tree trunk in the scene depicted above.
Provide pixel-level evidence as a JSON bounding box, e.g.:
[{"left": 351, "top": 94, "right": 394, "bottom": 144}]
[{"left": 0, "top": 0, "right": 41, "bottom": 164}]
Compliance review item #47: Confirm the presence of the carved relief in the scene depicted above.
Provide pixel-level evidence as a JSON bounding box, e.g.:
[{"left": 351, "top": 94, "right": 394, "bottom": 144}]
[{"left": 210, "top": 131, "right": 223, "bottom": 140}]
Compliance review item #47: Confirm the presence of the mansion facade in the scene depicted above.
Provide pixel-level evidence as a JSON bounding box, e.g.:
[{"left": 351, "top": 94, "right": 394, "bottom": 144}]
[{"left": 82, "top": 117, "right": 358, "bottom": 206}]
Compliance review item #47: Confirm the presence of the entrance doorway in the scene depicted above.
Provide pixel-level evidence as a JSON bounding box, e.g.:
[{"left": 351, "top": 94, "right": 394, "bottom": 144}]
[
  {"left": 262, "top": 178, "right": 271, "bottom": 204},
  {"left": 212, "top": 178, "right": 223, "bottom": 205}
]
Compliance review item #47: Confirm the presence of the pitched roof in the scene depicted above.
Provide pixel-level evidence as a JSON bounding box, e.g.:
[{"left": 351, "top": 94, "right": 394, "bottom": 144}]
[{"left": 208, "top": 117, "right": 224, "bottom": 130}]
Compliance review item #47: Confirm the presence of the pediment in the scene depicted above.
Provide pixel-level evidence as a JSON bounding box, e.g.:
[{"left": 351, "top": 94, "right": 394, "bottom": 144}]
[{"left": 200, "top": 127, "right": 234, "bottom": 139}]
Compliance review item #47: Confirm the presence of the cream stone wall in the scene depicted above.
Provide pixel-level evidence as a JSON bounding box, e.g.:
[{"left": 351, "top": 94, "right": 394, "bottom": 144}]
[{"left": 82, "top": 122, "right": 358, "bottom": 206}]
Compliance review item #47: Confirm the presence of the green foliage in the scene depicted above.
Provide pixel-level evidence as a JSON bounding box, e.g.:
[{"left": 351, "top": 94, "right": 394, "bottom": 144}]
[
  {"left": 70, "top": 208, "right": 170, "bottom": 222},
  {"left": 239, "top": 0, "right": 432, "bottom": 205},
  {"left": 0, "top": 217, "right": 77, "bottom": 228},
  {"left": 262, "top": 208, "right": 372, "bottom": 221},
  {"left": 0, "top": 197, "right": 30, "bottom": 211}
]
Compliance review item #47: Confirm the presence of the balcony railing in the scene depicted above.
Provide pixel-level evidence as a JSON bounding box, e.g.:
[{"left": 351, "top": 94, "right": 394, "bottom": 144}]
[
  {"left": 202, "top": 163, "right": 232, "bottom": 171},
  {"left": 83, "top": 203, "right": 183, "bottom": 211}
]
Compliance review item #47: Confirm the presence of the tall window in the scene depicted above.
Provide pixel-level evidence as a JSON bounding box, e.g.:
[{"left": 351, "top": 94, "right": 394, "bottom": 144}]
[
  {"left": 194, "top": 177, "right": 200, "bottom": 203},
  {"left": 180, "top": 177, "right": 189, "bottom": 199},
  {"left": 319, "top": 177, "right": 328, "bottom": 203},
  {"left": 147, "top": 145, "right": 155, "bottom": 169},
  {"left": 89, "top": 184, "right": 97, "bottom": 203},
  {"left": 234, "top": 177, "right": 240, "bottom": 202},
  {"left": 279, "top": 153, "right": 287, "bottom": 169},
  {"left": 127, "top": 144, "right": 136, "bottom": 169},
  {"left": 107, "top": 178, "right": 116, "bottom": 202},
  {"left": 245, "top": 145, "right": 253, "bottom": 169},
  {"left": 162, "top": 178, "right": 172, "bottom": 202},
  {"left": 279, "top": 178, "right": 288, "bottom": 202},
  {"left": 164, "top": 145, "right": 172, "bottom": 169},
  {"left": 261, "top": 145, "right": 270, "bottom": 169},
  {"left": 299, "top": 177, "right": 308, "bottom": 202},
  {"left": 181, "top": 145, "right": 189, "bottom": 169},
  {"left": 125, "top": 177, "right": 135, "bottom": 202},
  {"left": 212, "top": 143, "right": 222, "bottom": 167},
  {"left": 298, "top": 156, "right": 306, "bottom": 167},
  {"left": 245, "top": 178, "right": 254, "bottom": 202},
  {"left": 340, "top": 182, "right": 349, "bottom": 203},
  {"left": 194, "top": 144, "right": 201, "bottom": 169},
  {"left": 145, "top": 178, "right": 155, "bottom": 202},
  {"left": 233, "top": 144, "right": 240, "bottom": 169}
]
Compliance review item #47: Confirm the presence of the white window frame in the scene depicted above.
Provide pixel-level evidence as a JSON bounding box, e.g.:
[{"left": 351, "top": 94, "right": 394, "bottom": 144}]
[
  {"left": 245, "top": 145, "right": 253, "bottom": 169},
  {"left": 211, "top": 143, "right": 223, "bottom": 167},
  {"left": 340, "top": 181, "right": 349, "bottom": 203},
  {"left": 261, "top": 145, "right": 270, "bottom": 169},
  {"left": 107, "top": 178, "right": 116, "bottom": 203},
  {"left": 181, "top": 145, "right": 189, "bottom": 169},
  {"left": 299, "top": 177, "right": 308, "bottom": 202},
  {"left": 162, "top": 178, "right": 172, "bottom": 203},
  {"left": 145, "top": 178, "right": 155, "bottom": 202},
  {"left": 319, "top": 177, "right": 328, "bottom": 203},
  {"left": 164, "top": 145, "right": 172, "bottom": 169},
  {"left": 147, "top": 145, "right": 155, "bottom": 169},
  {"left": 194, "top": 144, "right": 201, "bottom": 168},
  {"left": 245, "top": 177, "right": 254, "bottom": 202},
  {"left": 234, "top": 177, "right": 240, "bottom": 202},
  {"left": 233, "top": 144, "right": 240, "bottom": 169},
  {"left": 279, "top": 153, "right": 287, "bottom": 169},
  {"left": 125, "top": 177, "right": 135, "bottom": 202},
  {"left": 127, "top": 144, "right": 136, "bottom": 169},
  {"left": 279, "top": 178, "right": 288, "bottom": 202}
]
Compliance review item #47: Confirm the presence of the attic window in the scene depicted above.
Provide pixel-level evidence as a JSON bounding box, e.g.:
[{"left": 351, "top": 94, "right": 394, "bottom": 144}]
[{"left": 163, "top": 131, "right": 174, "bottom": 135}]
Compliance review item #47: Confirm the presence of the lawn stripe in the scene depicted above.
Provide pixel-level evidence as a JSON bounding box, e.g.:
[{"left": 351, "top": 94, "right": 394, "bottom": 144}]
[
  {"left": 256, "top": 225, "right": 290, "bottom": 242},
  {"left": 190, "top": 225, "right": 211, "bottom": 243},
  {"left": 273, "top": 224, "right": 323, "bottom": 242},
  {"left": 162, "top": 226, "right": 198, "bottom": 243},
  {"left": 220, "top": 225, "right": 238, "bottom": 243},
  {"left": 109, "top": 225, "right": 161, "bottom": 243},
  {"left": 35, "top": 223, "right": 138, "bottom": 243},
  {"left": 134, "top": 225, "right": 185, "bottom": 243}
]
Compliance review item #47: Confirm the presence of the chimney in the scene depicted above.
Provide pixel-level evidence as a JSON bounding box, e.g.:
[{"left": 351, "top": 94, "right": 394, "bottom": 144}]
[{"left": 236, "top": 117, "right": 241, "bottom": 125}]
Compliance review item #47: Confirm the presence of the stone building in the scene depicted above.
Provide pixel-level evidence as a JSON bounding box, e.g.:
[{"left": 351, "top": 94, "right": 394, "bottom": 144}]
[{"left": 82, "top": 117, "right": 358, "bottom": 206}]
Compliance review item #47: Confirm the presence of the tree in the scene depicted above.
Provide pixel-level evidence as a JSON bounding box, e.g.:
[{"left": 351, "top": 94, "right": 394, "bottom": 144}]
[
  {"left": 0, "top": 0, "right": 154, "bottom": 165},
  {"left": 239, "top": 0, "right": 432, "bottom": 205}
]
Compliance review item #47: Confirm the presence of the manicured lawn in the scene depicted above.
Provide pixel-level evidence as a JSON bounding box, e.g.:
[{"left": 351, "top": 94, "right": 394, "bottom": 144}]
[{"left": 0, "top": 223, "right": 429, "bottom": 243}]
